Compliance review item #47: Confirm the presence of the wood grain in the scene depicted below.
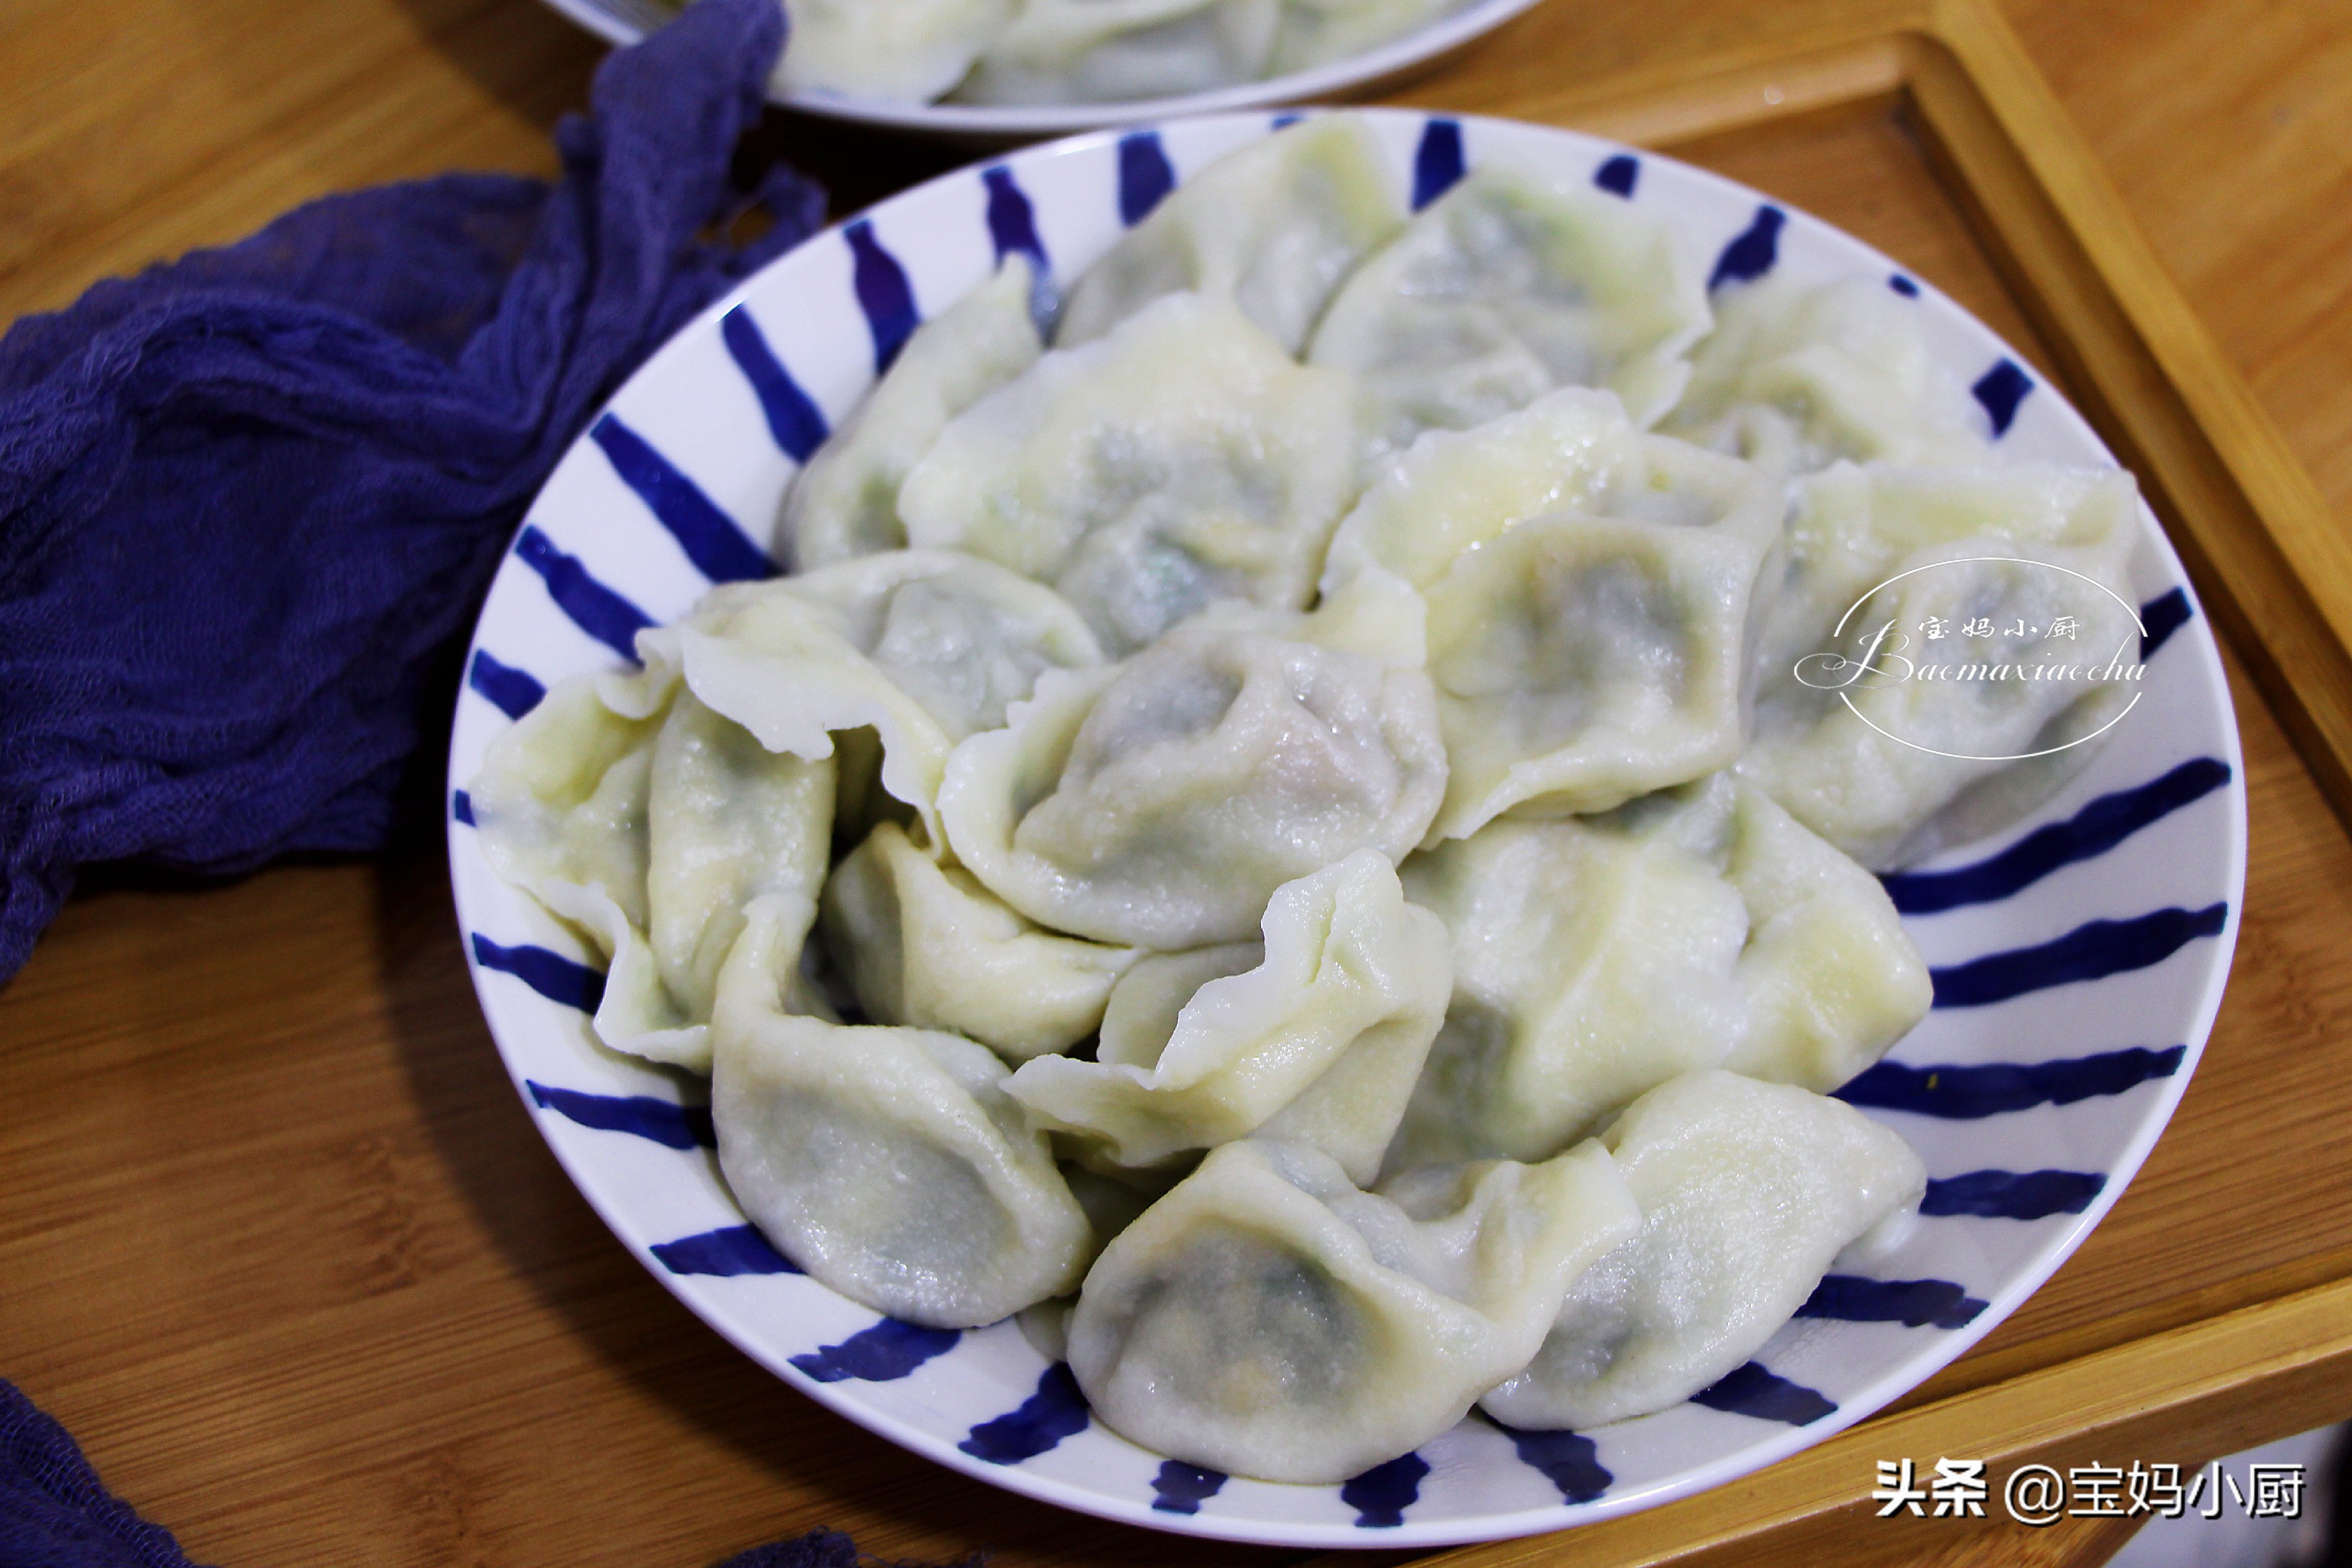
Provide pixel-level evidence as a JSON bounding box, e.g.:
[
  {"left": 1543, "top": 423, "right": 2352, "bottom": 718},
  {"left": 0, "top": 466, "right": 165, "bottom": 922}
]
[{"left": 4, "top": 3, "right": 2349, "bottom": 1567}]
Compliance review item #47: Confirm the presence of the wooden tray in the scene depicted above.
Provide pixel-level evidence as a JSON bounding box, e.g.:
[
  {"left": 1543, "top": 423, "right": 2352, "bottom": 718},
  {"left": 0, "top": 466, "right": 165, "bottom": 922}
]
[{"left": 4, "top": 1, "right": 2350, "bottom": 1566}]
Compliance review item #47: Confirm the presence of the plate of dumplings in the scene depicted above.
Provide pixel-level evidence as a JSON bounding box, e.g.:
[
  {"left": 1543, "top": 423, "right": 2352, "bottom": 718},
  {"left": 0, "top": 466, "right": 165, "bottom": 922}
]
[
  {"left": 447, "top": 111, "right": 2247, "bottom": 1546},
  {"left": 537, "top": 0, "right": 1548, "bottom": 137}
]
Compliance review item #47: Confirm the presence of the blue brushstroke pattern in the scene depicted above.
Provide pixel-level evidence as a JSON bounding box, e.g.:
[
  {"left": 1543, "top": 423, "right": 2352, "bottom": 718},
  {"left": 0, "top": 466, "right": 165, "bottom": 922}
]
[
  {"left": 1889, "top": 273, "right": 1920, "bottom": 297},
  {"left": 468, "top": 649, "right": 545, "bottom": 719},
  {"left": 1797, "top": 1275, "right": 1987, "bottom": 1329},
  {"left": 2140, "top": 587, "right": 2193, "bottom": 658},
  {"left": 960, "top": 1362, "right": 1090, "bottom": 1464},
  {"left": 1413, "top": 118, "right": 1467, "bottom": 209},
  {"left": 1924, "top": 1169, "right": 2105, "bottom": 1219},
  {"left": 1691, "top": 1363, "right": 1836, "bottom": 1425},
  {"left": 983, "top": 164, "right": 1048, "bottom": 269},
  {"left": 1930, "top": 903, "right": 2227, "bottom": 1007},
  {"left": 1709, "top": 205, "right": 1785, "bottom": 290},
  {"left": 790, "top": 1319, "right": 961, "bottom": 1384},
  {"left": 721, "top": 306, "right": 829, "bottom": 463},
  {"left": 470, "top": 933, "right": 605, "bottom": 1012},
  {"left": 513, "top": 525, "right": 654, "bottom": 660},
  {"left": 525, "top": 1080, "right": 713, "bottom": 1149},
  {"left": 1973, "top": 358, "right": 2034, "bottom": 437},
  {"left": 451, "top": 789, "right": 474, "bottom": 825},
  {"left": 1488, "top": 1421, "right": 1611, "bottom": 1504},
  {"left": 1116, "top": 131, "right": 1176, "bottom": 226},
  {"left": 1837, "top": 1044, "right": 2186, "bottom": 1119},
  {"left": 1593, "top": 153, "right": 1639, "bottom": 197},
  {"left": 1151, "top": 1461, "right": 1227, "bottom": 1515},
  {"left": 589, "top": 415, "right": 772, "bottom": 584},
  {"left": 1882, "top": 758, "right": 2232, "bottom": 913},
  {"left": 1271, "top": 112, "right": 1303, "bottom": 130},
  {"left": 845, "top": 220, "right": 919, "bottom": 373},
  {"left": 1342, "top": 1452, "right": 1430, "bottom": 1528},
  {"left": 652, "top": 1224, "right": 801, "bottom": 1276}
]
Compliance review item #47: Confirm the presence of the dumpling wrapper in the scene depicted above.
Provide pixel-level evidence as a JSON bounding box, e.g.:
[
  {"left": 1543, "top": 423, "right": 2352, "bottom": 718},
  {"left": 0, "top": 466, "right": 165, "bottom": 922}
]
[
  {"left": 1711, "top": 780, "right": 1935, "bottom": 1090},
  {"left": 783, "top": 256, "right": 1043, "bottom": 571},
  {"left": 956, "top": 0, "right": 1283, "bottom": 106},
  {"left": 1323, "top": 388, "right": 1783, "bottom": 834},
  {"left": 1745, "top": 461, "right": 2144, "bottom": 868},
  {"left": 1053, "top": 115, "right": 1405, "bottom": 353},
  {"left": 1008, "top": 850, "right": 1451, "bottom": 1184},
  {"left": 1268, "top": 0, "right": 1465, "bottom": 71},
  {"left": 900, "top": 290, "right": 1360, "bottom": 654},
  {"left": 774, "top": 0, "right": 1018, "bottom": 104},
  {"left": 711, "top": 898, "right": 1097, "bottom": 1328},
  {"left": 1662, "top": 273, "right": 1990, "bottom": 475},
  {"left": 1319, "top": 387, "right": 1680, "bottom": 594},
  {"left": 1308, "top": 165, "right": 1711, "bottom": 458},
  {"left": 1421, "top": 492, "right": 1783, "bottom": 833},
  {"left": 651, "top": 550, "right": 1102, "bottom": 851},
  {"left": 953, "top": 6, "right": 1471, "bottom": 104},
  {"left": 955, "top": 4, "right": 1468, "bottom": 104},
  {"left": 938, "top": 572, "right": 1447, "bottom": 948},
  {"left": 1478, "top": 1069, "right": 1925, "bottom": 1430},
  {"left": 469, "top": 669, "right": 833, "bottom": 1073},
  {"left": 821, "top": 820, "right": 1139, "bottom": 1062},
  {"left": 1389, "top": 775, "right": 1928, "bottom": 1168},
  {"left": 1390, "top": 806, "right": 1741, "bottom": 1168},
  {"left": 1070, "top": 1138, "right": 1640, "bottom": 1484}
]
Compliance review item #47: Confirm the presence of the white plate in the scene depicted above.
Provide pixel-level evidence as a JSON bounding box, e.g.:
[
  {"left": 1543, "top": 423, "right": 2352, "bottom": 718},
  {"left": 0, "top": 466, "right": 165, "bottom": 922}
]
[
  {"left": 534, "top": 0, "right": 1547, "bottom": 141},
  {"left": 445, "top": 109, "right": 2247, "bottom": 1549}
]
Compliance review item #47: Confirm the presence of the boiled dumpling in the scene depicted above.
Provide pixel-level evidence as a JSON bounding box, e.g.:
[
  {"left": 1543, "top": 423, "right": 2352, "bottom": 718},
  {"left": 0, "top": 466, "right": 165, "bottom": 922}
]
[
  {"left": 783, "top": 255, "right": 1043, "bottom": 571},
  {"left": 1268, "top": 0, "right": 1464, "bottom": 71},
  {"left": 1308, "top": 165, "right": 1711, "bottom": 457},
  {"left": 899, "top": 291, "right": 1360, "bottom": 654},
  {"left": 1007, "top": 850, "right": 1451, "bottom": 1184},
  {"left": 1388, "top": 775, "right": 1928, "bottom": 1168},
  {"left": 1069, "top": 1138, "right": 1640, "bottom": 1482},
  {"left": 1708, "top": 779, "right": 1933, "bottom": 1090},
  {"left": 1053, "top": 115, "right": 1405, "bottom": 353},
  {"left": 1752, "top": 462, "right": 2139, "bottom": 695},
  {"left": 716, "top": 549, "right": 1105, "bottom": 741},
  {"left": 1479, "top": 1070, "right": 1925, "bottom": 1429},
  {"left": 470, "top": 669, "right": 833, "bottom": 1072},
  {"left": 775, "top": 0, "right": 1018, "bottom": 105},
  {"left": 1662, "top": 274, "right": 1989, "bottom": 474},
  {"left": 1419, "top": 504, "right": 1780, "bottom": 834},
  {"left": 711, "top": 898, "right": 1097, "bottom": 1327},
  {"left": 957, "top": 0, "right": 1283, "bottom": 106},
  {"left": 1389, "top": 808, "right": 1742, "bottom": 1168},
  {"left": 1322, "top": 388, "right": 1783, "bottom": 834},
  {"left": 1322, "top": 386, "right": 1741, "bottom": 595},
  {"left": 937, "top": 573, "right": 1448, "bottom": 948},
  {"left": 821, "top": 820, "right": 1139, "bottom": 1061},
  {"left": 1745, "top": 461, "right": 2143, "bottom": 868},
  {"left": 650, "top": 550, "right": 1103, "bottom": 849},
  {"left": 803, "top": 3, "right": 1471, "bottom": 107}
]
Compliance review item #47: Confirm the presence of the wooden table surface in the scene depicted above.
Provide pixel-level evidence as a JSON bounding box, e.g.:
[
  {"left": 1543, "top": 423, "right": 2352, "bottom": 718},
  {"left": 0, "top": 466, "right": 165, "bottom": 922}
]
[{"left": 6, "top": 2, "right": 2352, "bottom": 1567}]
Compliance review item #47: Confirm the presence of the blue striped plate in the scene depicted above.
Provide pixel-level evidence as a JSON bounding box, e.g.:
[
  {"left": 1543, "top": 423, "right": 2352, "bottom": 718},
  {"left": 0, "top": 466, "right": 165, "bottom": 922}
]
[{"left": 445, "top": 110, "right": 2246, "bottom": 1548}]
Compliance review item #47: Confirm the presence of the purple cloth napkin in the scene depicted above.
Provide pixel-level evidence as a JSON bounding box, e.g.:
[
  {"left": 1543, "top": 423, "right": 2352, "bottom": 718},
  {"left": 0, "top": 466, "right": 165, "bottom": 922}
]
[
  {"left": 0, "top": 1381, "right": 190, "bottom": 1568},
  {"left": 0, "top": 0, "right": 824, "bottom": 984}
]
